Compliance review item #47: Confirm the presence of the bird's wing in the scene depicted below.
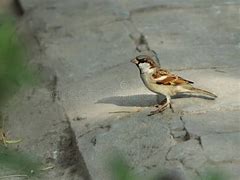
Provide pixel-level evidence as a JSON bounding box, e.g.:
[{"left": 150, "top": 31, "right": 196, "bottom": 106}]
[{"left": 152, "top": 68, "right": 194, "bottom": 85}]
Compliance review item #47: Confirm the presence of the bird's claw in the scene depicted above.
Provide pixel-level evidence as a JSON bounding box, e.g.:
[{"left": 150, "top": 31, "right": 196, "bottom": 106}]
[
  {"left": 148, "top": 109, "right": 163, "bottom": 116},
  {"left": 148, "top": 102, "right": 174, "bottom": 116},
  {"left": 148, "top": 104, "right": 168, "bottom": 116}
]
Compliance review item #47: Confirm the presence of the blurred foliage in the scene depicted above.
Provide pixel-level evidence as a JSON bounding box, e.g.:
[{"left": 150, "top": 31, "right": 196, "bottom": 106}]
[
  {"left": 0, "top": 146, "right": 41, "bottom": 176},
  {"left": 110, "top": 154, "right": 136, "bottom": 180},
  {"left": 0, "top": 13, "right": 231, "bottom": 180},
  {"left": 201, "top": 169, "right": 229, "bottom": 180},
  {"left": 0, "top": 15, "right": 36, "bottom": 106},
  {"left": 110, "top": 155, "right": 229, "bottom": 180},
  {"left": 0, "top": 15, "right": 40, "bottom": 177}
]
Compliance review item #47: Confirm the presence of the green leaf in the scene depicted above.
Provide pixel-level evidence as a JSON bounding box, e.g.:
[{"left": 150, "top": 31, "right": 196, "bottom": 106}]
[
  {"left": 109, "top": 154, "right": 137, "bottom": 180},
  {"left": 0, "top": 146, "right": 41, "bottom": 176},
  {"left": 0, "top": 15, "right": 37, "bottom": 105}
]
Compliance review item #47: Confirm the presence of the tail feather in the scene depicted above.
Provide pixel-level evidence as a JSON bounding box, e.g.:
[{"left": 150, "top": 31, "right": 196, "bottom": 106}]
[{"left": 188, "top": 87, "right": 217, "bottom": 98}]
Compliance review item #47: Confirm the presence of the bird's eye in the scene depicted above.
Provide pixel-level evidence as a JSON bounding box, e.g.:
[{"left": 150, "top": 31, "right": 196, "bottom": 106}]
[{"left": 139, "top": 58, "right": 146, "bottom": 63}]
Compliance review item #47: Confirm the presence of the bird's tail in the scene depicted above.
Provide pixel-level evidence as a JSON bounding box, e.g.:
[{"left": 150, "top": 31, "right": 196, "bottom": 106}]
[{"left": 187, "top": 87, "right": 217, "bottom": 98}]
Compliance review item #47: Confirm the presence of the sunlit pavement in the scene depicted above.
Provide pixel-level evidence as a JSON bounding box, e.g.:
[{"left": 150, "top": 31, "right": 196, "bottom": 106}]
[{"left": 7, "top": 0, "right": 240, "bottom": 179}]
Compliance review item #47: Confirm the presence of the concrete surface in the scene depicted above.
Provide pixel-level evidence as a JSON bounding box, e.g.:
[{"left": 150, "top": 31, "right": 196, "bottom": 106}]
[{"left": 2, "top": 0, "right": 240, "bottom": 179}]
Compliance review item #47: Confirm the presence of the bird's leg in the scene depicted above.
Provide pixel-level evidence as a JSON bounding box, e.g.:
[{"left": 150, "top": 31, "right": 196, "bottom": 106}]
[
  {"left": 154, "top": 97, "right": 167, "bottom": 108},
  {"left": 149, "top": 96, "right": 172, "bottom": 116},
  {"left": 169, "top": 103, "right": 174, "bottom": 113}
]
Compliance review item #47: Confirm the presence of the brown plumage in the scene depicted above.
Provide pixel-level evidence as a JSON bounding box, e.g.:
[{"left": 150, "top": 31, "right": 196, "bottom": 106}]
[{"left": 131, "top": 55, "right": 217, "bottom": 115}]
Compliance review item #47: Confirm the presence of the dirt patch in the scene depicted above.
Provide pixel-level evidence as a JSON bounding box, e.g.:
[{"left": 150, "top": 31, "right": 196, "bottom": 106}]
[{"left": 57, "top": 120, "right": 91, "bottom": 180}]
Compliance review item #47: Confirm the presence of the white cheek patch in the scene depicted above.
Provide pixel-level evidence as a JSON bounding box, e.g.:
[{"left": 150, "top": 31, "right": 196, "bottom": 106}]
[
  {"left": 139, "top": 62, "right": 150, "bottom": 69},
  {"left": 139, "top": 63, "right": 153, "bottom": 73}
]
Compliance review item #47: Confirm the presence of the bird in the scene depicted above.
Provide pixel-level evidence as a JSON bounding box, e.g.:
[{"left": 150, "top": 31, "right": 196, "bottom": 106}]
[{"left": 131, "top": 55, "right": 217, "bottom": 116}]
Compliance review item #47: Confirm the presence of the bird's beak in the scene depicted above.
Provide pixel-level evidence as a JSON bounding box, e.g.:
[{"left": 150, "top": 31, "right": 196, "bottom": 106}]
[{"left": 131, "top": 58, "right": 139, "bottom": 64}]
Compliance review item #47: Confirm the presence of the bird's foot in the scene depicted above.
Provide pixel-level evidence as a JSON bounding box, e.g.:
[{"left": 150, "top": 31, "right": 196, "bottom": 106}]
[
  {"left": 149, "top": 98, "right": 174, "bottom": 116},
  {"left": 148, "top": 106, "right": 168, "bottom": 116},
  {"left": 148, "top": 103, "right": 169, "bottom": 116}
]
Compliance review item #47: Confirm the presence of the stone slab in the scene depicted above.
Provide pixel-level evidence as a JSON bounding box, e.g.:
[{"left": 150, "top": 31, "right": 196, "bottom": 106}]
[
  {"left": 171, "top": 67, "right": 240, "bottom": 113},
  {"left": 199, "top": 162, "right": 240, "bottom": 180},
  {"left": 183, "top": 111, "right": 240, "bottom": 137},
  {"left": 131, "top": 3, "right": 240, "bottom": 69},
  {"left": 167, "top": 139, "right": 207, "bottom": 169},
  {"left": 78, "top": 111, "right": 175, "bottom": 180},
  {"left": 17, "top": 0, "right": 240, "bottom": 180},
  {"left": 201, "top": 132, "right": 240, "bottom": 162}
]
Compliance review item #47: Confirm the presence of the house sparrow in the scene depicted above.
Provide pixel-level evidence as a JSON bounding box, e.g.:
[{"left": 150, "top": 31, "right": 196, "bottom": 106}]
[{"left": 131, "top": 55, "right": 217, "bottom": 116}]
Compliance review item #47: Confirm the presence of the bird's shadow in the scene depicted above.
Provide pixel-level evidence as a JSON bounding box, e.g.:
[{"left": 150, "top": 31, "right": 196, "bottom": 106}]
[{"left": 96, "top": 93, "right": 214, "bottom": 107}]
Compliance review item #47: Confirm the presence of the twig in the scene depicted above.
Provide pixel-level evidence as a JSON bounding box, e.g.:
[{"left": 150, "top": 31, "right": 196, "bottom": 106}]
[
  {"left": 5, "top": 139, "right": 22, "bottom": 144},
  {"left": 109, "top": 109, "right": 141, "bottom": 114},
  {"left": 41, "top": 165, "right": 55, "bottom": 171}
]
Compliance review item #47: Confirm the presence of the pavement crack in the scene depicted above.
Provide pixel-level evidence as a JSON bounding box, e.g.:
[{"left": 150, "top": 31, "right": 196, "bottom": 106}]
[
  {"left": 165, "top": 146, "right": 173, "bottom": 161},
  {"left": 32, "top": 34, "right": 46, "bottom": 53},
  {"left": 78, "top": 124, "right": 111, "bottom": 138},
  {"left": 50, "top": 74, "right": 59, "bottom": 102},
  {"left": 123, "top": 18, "right": 161, "bottom": 65},
  {"left": 125, "top": 18, "right": 150, "bottom": 53},
  {"left": 179, "top": 116, "right": 190, "bottom": 141},
  {"left": 197, "top": 136, "right": 203, "bottom": 150},
  {"left": 178, "top": 159, "right": 202, "bottom": 179},
  {"left": 129, "top": 32, "right": 150, "bottom": 52},
  {"left": 130, "top": 4, "right": 193, "bottom": 15},
  {"left": 180, "top": 116, "right": 205, "bottom": 143}
]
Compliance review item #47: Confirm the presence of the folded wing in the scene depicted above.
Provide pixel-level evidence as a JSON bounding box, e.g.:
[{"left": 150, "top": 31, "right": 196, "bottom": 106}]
[{"left": 152, "top": 69, "right": 194, "bottom": 85}]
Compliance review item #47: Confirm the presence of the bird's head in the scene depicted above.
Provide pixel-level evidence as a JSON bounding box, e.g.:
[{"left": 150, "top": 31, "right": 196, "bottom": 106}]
[{"left": 131, "top": 55, "right": 157, "bottom": 73}]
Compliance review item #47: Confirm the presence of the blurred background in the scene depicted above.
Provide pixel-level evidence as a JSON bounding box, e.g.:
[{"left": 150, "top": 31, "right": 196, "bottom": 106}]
[{"left": 0, "top": 0, "right": 239, "bottom": 180}]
